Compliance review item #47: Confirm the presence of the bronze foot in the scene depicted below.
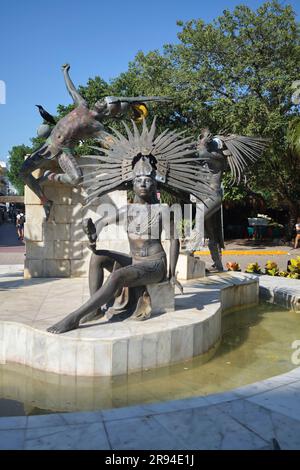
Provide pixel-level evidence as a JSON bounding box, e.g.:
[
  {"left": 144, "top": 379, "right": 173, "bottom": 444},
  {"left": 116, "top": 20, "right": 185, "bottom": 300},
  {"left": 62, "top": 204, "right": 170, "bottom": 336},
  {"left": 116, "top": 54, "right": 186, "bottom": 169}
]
[{"left": 47, "top": 316, "right": 79, "bottom": 334}]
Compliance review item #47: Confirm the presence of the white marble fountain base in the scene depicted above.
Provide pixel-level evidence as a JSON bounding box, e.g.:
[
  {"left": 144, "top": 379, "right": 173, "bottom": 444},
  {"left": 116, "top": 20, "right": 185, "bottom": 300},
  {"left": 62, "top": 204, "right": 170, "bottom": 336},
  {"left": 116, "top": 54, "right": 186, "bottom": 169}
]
[{"left": 0, "top": 268, "right": 258, "bottom": 376}]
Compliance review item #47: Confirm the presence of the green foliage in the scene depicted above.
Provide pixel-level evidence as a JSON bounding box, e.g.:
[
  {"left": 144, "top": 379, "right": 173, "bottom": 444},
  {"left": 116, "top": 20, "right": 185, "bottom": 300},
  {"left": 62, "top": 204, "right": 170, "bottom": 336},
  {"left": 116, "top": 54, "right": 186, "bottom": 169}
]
[
  {"left": 242, "top": 257, "right": 300, "bottom": 279},
  {"left": 288, "top": 272, "right": 300, "bottom": 279},
  {"left": 287, "top": 117, "right": 300, "bottom": 158},
  {"left": 278, "top": 270, "right": 288, "bottom": 277},
  {"left": 245, "top": 262, "right": 262, "bottom": 274},
  {"left": 176, "top": 218, "right": 193, "bottom": 239},
  {"left": 222, "top": 174, "right": 248, "bottom": 202},
  {"left": 78, "top": 76, "right": 111, "bottom": 107},
  {"left": 30, "top": 135, "right": 48, "bottom": 152},
  {"left": 265, "top": 260, "right": 279, "bottom": 276},
  {"left": 7, "top": 145, "right": 32, "bottom": 195},
  {"left": 236, "top": 256, "right": 300, "bottom": 279},
  {"left": 286, "top": 256, "right": 300, "bottom": 278},
  {"left": 159, "top": 189, "right": 181, "bottom": 205}
]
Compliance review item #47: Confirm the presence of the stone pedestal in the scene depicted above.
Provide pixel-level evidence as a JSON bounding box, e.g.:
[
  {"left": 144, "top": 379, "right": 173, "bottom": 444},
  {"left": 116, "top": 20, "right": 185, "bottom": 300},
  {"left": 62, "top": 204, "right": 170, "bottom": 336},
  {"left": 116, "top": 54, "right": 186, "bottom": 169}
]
[
  {"left": 147, "top": 281, "right": 175, "bottom": 314},
  {"left": 24, "top": 171, "right": 129, "bottom": 278},
  {"left": 176, "top": 253, "right": 206, "bottom": 280}
]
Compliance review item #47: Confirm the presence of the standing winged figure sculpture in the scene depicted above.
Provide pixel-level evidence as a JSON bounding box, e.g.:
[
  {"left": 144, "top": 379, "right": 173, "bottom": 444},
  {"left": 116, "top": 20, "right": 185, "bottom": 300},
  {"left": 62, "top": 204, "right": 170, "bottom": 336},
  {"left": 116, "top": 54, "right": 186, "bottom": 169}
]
[
  {"left": 193, "top": 128, "right": 270, "bottom": 271},
  {"left": 47, "top": 118, "right": 214, "bottom": 334}
]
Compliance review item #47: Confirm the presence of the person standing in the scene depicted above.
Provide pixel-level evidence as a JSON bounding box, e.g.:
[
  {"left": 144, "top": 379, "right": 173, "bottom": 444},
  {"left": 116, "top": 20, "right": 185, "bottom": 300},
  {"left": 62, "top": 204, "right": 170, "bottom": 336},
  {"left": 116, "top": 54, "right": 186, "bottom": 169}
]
[
  {"left": 294, "top": 217, "right": 300, "bottom": 249},
  {"left": 16, "top": 210, "right": 25, "bottom": 241}
]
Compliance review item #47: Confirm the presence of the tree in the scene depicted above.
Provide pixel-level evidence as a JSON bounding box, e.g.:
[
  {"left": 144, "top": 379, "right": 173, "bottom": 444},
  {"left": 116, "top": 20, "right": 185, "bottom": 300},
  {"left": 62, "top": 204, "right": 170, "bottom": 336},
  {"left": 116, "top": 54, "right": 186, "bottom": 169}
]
[
  {"left": 287, "top": 116, "right": 300, "bottom": 158},
  {"left": 7, "top": 145, "right": 32, "bottom": 195},
  {"left": 109, "top": 1, "right": 300, "bottom": 224}
]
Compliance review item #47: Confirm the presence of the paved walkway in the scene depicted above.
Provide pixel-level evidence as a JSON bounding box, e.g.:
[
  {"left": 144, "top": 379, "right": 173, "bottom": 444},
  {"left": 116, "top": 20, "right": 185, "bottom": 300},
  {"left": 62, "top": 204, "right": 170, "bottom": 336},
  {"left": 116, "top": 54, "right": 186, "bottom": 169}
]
[{"left": 0, "top": 223, "right": 25, "bottom": 265}]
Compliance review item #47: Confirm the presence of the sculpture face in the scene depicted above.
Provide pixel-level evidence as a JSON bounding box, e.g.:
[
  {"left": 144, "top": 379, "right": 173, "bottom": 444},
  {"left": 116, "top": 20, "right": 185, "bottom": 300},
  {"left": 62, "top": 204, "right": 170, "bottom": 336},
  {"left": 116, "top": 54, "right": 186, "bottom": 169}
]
[
  {"left": 94, "top": 97, "right": 127, "bottom": 118},
  {"left": 93, "top": 100, "right": 108, "bottom": 115},
  {"left": 133, "top": 176, "right": 156, "bottom": 200},
  {"left": 104, "top": 99, "right": 123, "bottom": 117}
]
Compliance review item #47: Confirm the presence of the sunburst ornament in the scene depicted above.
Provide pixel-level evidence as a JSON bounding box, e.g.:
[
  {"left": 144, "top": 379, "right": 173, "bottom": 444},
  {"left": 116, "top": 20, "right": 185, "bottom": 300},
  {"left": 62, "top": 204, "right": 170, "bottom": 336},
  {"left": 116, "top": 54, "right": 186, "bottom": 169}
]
[{"left": 80, "top": 117, "right": 214, "bottom": 205}]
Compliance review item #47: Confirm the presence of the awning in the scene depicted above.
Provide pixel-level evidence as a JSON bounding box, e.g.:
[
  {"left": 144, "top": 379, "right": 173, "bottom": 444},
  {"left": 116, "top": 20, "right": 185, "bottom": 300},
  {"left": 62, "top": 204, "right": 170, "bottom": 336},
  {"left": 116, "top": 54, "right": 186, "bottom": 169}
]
[{"left": 0, "top": 196, "right": 24, "bottom": 203}]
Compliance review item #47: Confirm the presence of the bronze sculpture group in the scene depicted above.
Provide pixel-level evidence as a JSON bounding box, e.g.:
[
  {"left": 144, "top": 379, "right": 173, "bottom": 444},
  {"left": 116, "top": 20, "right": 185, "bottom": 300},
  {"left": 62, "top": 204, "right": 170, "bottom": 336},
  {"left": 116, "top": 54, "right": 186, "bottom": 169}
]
[
  {"left": 20, "top": 64, "right": 170, "bottom": 220},
  {"left": 21, "top": 65, "right": 269, "bottom": 334}
]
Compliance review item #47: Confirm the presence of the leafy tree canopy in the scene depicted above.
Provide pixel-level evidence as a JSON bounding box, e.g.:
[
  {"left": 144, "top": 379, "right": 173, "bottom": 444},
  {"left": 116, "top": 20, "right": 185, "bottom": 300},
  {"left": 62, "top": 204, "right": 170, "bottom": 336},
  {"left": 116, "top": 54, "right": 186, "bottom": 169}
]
[{"left": 7, "top": 144, "right": 31, "bottom": 195}]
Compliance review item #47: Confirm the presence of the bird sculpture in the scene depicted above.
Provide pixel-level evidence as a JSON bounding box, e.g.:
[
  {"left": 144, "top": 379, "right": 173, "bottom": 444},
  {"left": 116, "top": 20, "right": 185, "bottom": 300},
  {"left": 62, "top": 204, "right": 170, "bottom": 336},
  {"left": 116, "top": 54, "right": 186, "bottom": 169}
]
[{"left": 35, "top": 104, "right": 56, "bottom": 125}]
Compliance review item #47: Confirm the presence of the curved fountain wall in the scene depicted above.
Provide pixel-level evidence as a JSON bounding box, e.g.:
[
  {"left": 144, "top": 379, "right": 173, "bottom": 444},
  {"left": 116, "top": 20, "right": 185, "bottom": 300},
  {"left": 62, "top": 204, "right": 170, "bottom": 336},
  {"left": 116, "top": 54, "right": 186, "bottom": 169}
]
[{"left": 0, "top": 273, "right": 258, "bottom": 376}]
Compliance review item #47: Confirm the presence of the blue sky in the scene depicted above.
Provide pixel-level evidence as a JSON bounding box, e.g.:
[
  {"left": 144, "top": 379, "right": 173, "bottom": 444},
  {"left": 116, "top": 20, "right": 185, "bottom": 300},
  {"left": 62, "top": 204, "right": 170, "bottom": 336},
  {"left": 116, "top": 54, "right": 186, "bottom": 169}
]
[{"left": 0, "top": 0, "right": 299, "bottom": 162}]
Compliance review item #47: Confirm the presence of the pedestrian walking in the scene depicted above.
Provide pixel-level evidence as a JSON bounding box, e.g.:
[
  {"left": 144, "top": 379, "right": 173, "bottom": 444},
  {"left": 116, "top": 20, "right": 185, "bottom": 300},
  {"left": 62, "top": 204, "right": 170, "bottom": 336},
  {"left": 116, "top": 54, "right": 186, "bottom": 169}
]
[{"left": 16, "top": 210, "right": 25, "bottom": 241}]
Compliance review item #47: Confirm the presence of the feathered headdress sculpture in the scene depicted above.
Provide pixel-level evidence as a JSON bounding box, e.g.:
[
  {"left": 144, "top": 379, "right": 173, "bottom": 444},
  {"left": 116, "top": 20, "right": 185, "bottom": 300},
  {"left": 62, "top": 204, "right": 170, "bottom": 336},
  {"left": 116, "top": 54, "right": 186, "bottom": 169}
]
[{"left": 80, "top": 117, "right": 214, "bottom": 205}]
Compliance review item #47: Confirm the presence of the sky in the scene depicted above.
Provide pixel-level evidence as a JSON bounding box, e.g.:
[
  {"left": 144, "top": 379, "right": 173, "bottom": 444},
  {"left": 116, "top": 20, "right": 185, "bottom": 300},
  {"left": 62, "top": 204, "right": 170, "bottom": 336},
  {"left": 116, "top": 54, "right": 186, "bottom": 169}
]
[{"left": 0, "top": 0, "right": 299, "bottom": 162}]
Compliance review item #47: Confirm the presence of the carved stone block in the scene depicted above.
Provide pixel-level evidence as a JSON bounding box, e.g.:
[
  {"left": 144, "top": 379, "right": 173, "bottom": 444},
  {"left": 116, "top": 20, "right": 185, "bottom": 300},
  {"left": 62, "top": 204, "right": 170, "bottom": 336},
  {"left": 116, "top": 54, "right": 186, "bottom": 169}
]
[
  {"left": 147, "top": 281, "right": 175, "bottom": 314},
  {"left": 176, "top": 253, "right": 206, "bottom": 280}
]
